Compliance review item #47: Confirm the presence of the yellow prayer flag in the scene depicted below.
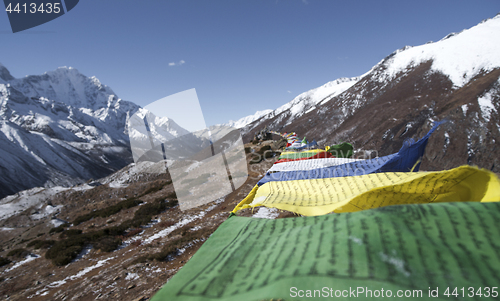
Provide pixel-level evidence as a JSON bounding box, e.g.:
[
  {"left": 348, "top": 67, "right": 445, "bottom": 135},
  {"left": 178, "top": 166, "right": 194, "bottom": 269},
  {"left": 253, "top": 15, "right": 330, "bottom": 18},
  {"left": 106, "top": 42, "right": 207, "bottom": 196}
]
[{"left": 233, "top": 166, "right": 500, "bottom": 216}]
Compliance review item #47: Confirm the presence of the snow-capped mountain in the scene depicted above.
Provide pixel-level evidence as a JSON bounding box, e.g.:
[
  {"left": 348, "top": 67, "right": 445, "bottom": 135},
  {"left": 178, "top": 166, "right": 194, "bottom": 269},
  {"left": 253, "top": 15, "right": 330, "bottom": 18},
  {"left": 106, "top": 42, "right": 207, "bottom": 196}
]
[
  {"left": 127, "top": 108, "right": 191, "bottom": 149},
  {"left": 237, "top": 77, "right": 360, "bottom": 135},
  {"left": 244, "top": 13, "right": 500, "bottom": 173},
  {"left": 226, "top": 109, "right": 273, "bottom": 129},
  {"left": 379, "top": 16, "right": 500, "bottom": 88},
  {"left": 0, "top": 65, "right": 142, "bottom": 199}
]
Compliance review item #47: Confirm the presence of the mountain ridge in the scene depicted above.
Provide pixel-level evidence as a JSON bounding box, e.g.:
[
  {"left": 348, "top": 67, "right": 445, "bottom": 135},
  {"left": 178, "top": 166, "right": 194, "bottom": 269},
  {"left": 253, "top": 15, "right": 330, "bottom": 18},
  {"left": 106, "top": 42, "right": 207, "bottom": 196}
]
[
  {"left": 241, "top": 13, "right": 500, "bottom": 173},
  {"left": 0, "top": 64, "right": 141, "bottom": 198}
]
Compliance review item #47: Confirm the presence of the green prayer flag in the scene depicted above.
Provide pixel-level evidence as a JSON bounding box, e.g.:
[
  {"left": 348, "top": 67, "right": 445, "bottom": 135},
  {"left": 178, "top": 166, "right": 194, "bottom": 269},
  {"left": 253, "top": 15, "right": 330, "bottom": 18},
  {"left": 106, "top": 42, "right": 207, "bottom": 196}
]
[
  {"left": 328, "top": 142, "right": 353, "bottom": 158},
  {"left": 152, "top": 202, "right": 500, "bottom": 301}
]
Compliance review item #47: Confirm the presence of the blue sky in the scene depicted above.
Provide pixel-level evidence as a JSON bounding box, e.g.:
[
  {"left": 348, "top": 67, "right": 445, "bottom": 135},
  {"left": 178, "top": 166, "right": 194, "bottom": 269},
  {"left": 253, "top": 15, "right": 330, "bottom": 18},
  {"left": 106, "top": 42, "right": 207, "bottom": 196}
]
[{"left": 1, "top": 0, "right": 499, "bottom": 126}]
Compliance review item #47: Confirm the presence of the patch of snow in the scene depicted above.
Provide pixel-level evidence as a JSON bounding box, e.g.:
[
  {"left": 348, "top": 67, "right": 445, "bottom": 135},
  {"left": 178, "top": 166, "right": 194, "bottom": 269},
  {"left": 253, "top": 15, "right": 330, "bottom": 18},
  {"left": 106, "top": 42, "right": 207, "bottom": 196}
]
[
  {"left": 478, "top": 91, "right": 497, "bottom": 123},
  {"left": 252, "top": 207, "right": 279, "bottom": 219},
  {"left": 125, "top": 272, "right": 139, "bottom": 281},
  {"left": 467, "top": 130, "right": 474, "bottom": 159},
  {"left": 142, "top": 213, "right": 204, "bottom": 245},
  {"left": 69, "top": 257, "right": 115, "bottom": 280},
  {"left": 50, "top": 218, "right": 67, "bottom": 227},
  {"left": 45, "top": 204, "right": 59, "bottom": 215},
  {"left": 70, "top": 184, "right": 94, "bottom": 191},
  {"left": 31, "top": 204, "right": 63, "bottom": 221},
  {"left": 0, "top": 186, "right": 69, "bottom": 221},
  {"left": 108, "top": 182, "right": 128, "bottom": 189},
  {"left": 190, "top": 225, "right": 202, "bottom": 231},
  {"left": 444, "top": 132, "right": 450, "bottom": 151},
  {"left": 45, "top": 257, "right": 115, "bottom": 289},
  {"left": 99, "top": 161, "right": 159, "bottom": 186},
  {"left": 72, "top": 245, "right": 93, "bottom": 262},
  {"left": 276, "top": 77, "right": 360, "bottom": 116},
  {"left": 143, "top": 217, "right": 161, "bottom": 228},
  {"left": 400, "top": 122, "right": 414, "bottom": 136},
  {"left": 142, "top": 198, "right": 223, "bottom": 245},
  {"left": 5, "top": 254, "right": 40, "bottom": 272},
  {"left": 177, "top": 238, "right": 205, "bottom": 255},
  {"left": 462, "top": 104, "right": 468, "bottom": 115}
]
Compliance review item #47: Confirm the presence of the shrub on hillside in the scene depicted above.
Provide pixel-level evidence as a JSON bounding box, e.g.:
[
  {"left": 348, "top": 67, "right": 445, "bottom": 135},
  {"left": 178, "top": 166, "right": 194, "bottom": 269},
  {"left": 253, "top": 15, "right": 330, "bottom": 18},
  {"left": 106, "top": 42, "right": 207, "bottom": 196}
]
[
  {"left": 135, "top": 223, "right": 215, "bottom": 263},
  {"left": 49, "top": 224, "right": 67, "bottom": 234},
  {"left": 45, "top": 235, "right": 86, "bottom": 266},
  {"left": 94, "top": 236, "right": 122, "bottom": 252},
  {"left": 122, "top": 228, "right": 143, "bottom": 238},
  {"left": 134, "top": 198, "right": 174, "bottom": 218},
  {"left": 27, "top": 240, "right": 55, "bottom": 249},
  {"left": 71, "top": 179, "right": 173, "bottom": 226},
  {"left": 6, "top": 248, "right": 29, "bottom": 259},
  {"left": 0, "top": 257, "right": 11, "bottom": 267},
  {"left": 165, "top": 191, "right": 177, "bottom": 199},
  {"left": 45, "top": 198, "right": 178, "bottom": 266},
  {"left": 141, "top": 180, "right": 172, "bottom": 196},
  {"left": 50, "top": 245, "right": 83, "bottom": 266},
  {"left": 73, "top": 198, "right": 143, "bottom": 225},
  {"left": 59, "top": 229, "right": 83, "bottom": 238}
]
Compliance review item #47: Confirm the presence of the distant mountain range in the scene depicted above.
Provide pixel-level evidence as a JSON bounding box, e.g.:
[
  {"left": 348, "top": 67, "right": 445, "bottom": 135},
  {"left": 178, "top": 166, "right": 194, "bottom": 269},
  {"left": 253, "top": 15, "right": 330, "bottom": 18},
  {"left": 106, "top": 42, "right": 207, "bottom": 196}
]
[
  {"left": 0, "top": 65, "right": 142, "bottom": 199},
  {"left": 239, "top": 13, "right": 500, "bottom": 173},
  {"left": 0, "top": 64, "right": 243, "bottom": 200},
  {"left": 226, "top": 109, "right": 273, "bottom": 129}
]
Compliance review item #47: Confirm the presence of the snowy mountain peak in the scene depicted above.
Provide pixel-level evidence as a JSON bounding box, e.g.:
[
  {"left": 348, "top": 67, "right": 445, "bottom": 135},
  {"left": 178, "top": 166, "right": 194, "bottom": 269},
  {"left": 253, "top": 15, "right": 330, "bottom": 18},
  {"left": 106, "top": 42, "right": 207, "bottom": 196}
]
[
  {"left": 0, "top": 63, "right": 206, "bottom": 198},
  {"left": 234, "top": 76, "right": 360, "bottom": 133},
  {"left": 43, "top": 66, "right": 83, "bottom": 80},
  {"left": 0, "top": 64, "right": 144, "bottom": 198},
  {"left": 226, "top": 109, "right": 273, "bottom": 129},
  {"left": 439, "top": 32, "right": 459, "bottom": 41},
  {"left": 4, "top": 64, "right": 118, "bottom": 110},
  {"left": 273, "top": 76, "right": 360, "bottom": 116},
  {"left": 134, "top": 107, "right": 190, "bottom": 138},
  {"left": 379, "top": 14, "right": 500, "bottom": 87}
]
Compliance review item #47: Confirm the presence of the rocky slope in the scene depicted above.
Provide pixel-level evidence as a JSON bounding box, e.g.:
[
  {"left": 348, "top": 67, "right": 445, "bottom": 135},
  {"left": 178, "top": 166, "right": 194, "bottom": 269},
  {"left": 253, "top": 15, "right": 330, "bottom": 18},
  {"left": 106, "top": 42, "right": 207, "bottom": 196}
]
[{"left": 0, "top": 140, "right": 279, "bottom": 301}]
